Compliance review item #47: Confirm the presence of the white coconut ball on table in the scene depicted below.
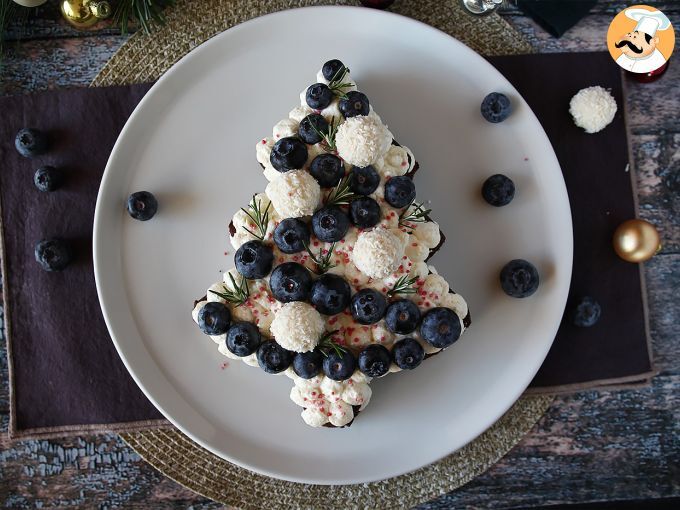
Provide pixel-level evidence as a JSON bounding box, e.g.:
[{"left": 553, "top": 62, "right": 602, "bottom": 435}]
[{"left": 569, "top": 86, "right": 618, "bottom": 134}]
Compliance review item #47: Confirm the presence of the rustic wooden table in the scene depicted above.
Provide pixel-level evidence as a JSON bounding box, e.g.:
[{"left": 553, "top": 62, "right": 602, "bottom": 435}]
[{"left": 1, "top": 1, "right": 678, "bottom": 508}]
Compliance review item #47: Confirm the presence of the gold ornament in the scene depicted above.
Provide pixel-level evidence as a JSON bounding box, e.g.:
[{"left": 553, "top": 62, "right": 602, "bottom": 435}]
[
  {"left": 60, "top": 0, "right": 111, "bottom": 30},
  {"left": 613, "top": 219, "right": 661, "bottom": 263}
]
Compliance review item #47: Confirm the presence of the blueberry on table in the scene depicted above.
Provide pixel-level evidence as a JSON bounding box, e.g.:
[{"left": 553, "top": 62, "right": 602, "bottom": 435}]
[
  {"left": 391, "top": 338, "right": 425, "bottom": 370},
  {"left": 257, "top": 340, "right": 293, "bottom": 374},
  {"left": 305, "top": 83, "right": 334, "bottom": 110},
  {"left": 34, "top": 238, "right": 72, "bottom": 272},
  {"left": 15, "top": 128, "right": 48, "bottom": 158},
  {"left": 323, "top": 349, "right": 356, "bottom": 381},
  {"left": 226, "top": 322, "right": 261, "bottom": 356},
  {"left": 322, "top": 59, "right": 347, "bottom": 81},
  {"left": 385, "top": 299, "right": 421, "bottom": 334},
  {"left": 350, "top": 288, "right": 387, "bottom": 325},
  {"left": 310, "top": 273, "right": 351, "bottom": 315},
  {"left": 310, "top": 154, "right": 345, "bottom": 188},
  {"left": 358, "top": 344, "right": 391, "bottom": 377},
  {"left": 33, "top": 166, "right": 63, "bottom": 192},
  {"left": 500, "top": 259, "right": 539, "bottom": 298},
  {"left": 126, "top": 191, "right": 158, "bottom": 221},
  {"left": 571, "top": 296, "right": 601, "bottom": 327},
  {"left": 293, "top": 350, "right": 323, "bottom": 379},
  {"left": 349, "top": 197, "right": 381, "bottom": 228},
  {"left": 270, "top": 136, "right": 308, "bottom": 172},
  {"left": 197, "top": 302, "right": 231, "bottom": 336},
  {"left": 235, "top": 240, "right": 274, "bottom": 279},
  {"left": 482, "top": 174, "right": 515, "bottom": 207},
  {"left": 312, "top": 206, "right": 350, "bottom": 243},
  {"left": 299, "top": 114, "right": 329, "bottom": 145},
  {"left": 339, "top": 91, "right": 370, "bottom": 118},
  {"left": 270, "top": 262, "right": 313, "bottom": 303},
  {"left": 349, "top": 165, "right": 380, "bottom": 195},
  {"left": 420, "top": 307, "right": 462, "bottom": 348},
  {"left": 384, "top": 175, "right": 416, "bottom": 208},
  {"left": 481, "top": 92, "right": 512, "bottom": 123},
  {"left": 273, "top": 218, "right": 310, "bottom": 254}
]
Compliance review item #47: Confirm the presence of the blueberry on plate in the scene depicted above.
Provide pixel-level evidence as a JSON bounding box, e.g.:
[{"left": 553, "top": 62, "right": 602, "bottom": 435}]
[
  {"left": 299, "top": 114, "right": 329, "bottom": 145},
  {"left": 323, "top": 349, "right": 356, "bottom": 381},
  {"left": 350, "top": 288, "right": 387, "bottom": 325},
  {"left": 235, "top": 240, "right": 274, "bottom": 279},
  {"left": 126, "top": 191, "right": 158, "bottom": 221},
  {"left": 293, "top": 350, "right": 324, "bottom": 379},
  {"left": 197, "top": 302, "right": 231, "bottom": 336},
  {"left": 305, "top": 83, "right": 334, "bottom": 110},
  {"left": 482, "top": 174, "right": 515, "bottom": 207},
  {"left": 481, "top": 92, "right": 511, "bottom": 123},
  {"left": 269, "top": 262, "right": 313, "bottom": 302},
  {"left": 273, "top": 218, "right": 310, "bottom": 254},
  {"left": 312, "top": 205, "right": 350, "bottom": 243},
  {"left": 270, "top": 136, "right": 308, "bottom": 172},
  {"left": 226, "top": 322, "right": 261, "bottom": 356},
  {"left": 500, "top": 259, "right": 539, "bottom": 298},
  {"left": 349, "top": 197, "right": 381, "bottom": 228},
  {"left": 420, "top": 307, "right": 461, "bottom": 348},
  {"left": 34, "top": 238, "right": 72, "bottom": 272},
  {"left": 571, "top": 296, "right": 601, "bottom": 327},
  {"left": 15, "top": 128, "right": 48, "bottom": 158},
  {"left": 385, "top": 299, "right": 421, "bottom": 334},
  {"left": 358, "top": 344, "right": 391, "bottom": 377},
  {"left": 384, "top": 176, "right": 416, "bottom": 208},
  {"left": 391, "top": 337, "right": 425, "bottom": 370},
  {"left": 309, "top": 154, "right": 345, "bottom": 188},
  {"left": 257, "top": 340, "right": 293, "bottom": 374},
  {"left": 339, "top": 91, "right": 370, "bottom": 118},
  {"left": 310, "top": 273, "right": 351, "bottom": 315},
  {"left": 322, "top": 59, "right": 347, "bottom": 81},
  {"left": 34, "top": 166, "right": 63, "bottom": 192},
  {"left": 349, "top": 165, "right": 380, "bottom": 195}
]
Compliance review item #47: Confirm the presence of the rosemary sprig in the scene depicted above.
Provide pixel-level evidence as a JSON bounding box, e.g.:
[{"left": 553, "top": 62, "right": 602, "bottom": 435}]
[
  {"left": 327, "top": 67, "right": 355, "bottom": 100},
  {"left": 309, "top": 117, "right": 339, "bottom": 152},
  {"left": 318, "top": 330, "right": 346, "bottom": 358},
  {"left": 114, "top": 0, "right": 175, "bottom": 35},
  {"left": 325, "top": 174, "right": 356, "bottom": 207},
  {"left": 209, "top": 273, "right": 250, "bottom": 306},
  {"left": 398, "top": 200, "right": 432, "bottom": 233},
  {"left": 241, "top": 195, "right": 271, "bottom": 241},
  {"left": 304, "top": 241, "right": 336, "bottom": 274},
  {"left": 387, "top": 274, "right": 419, "bottom": 297}
]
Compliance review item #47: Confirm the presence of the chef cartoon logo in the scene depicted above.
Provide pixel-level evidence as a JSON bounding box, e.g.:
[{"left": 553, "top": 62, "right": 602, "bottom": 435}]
[{"left": 607, "top": 5, "right": 674, "bottom": 74}]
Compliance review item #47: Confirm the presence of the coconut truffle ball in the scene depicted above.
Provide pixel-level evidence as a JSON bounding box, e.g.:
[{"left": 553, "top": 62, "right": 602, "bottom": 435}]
[
  {"left": 335, "top": 115, "right": 393, "bottom": 167},
  {"left": 569, "top": 86, "right": 617, "bottom": 134}
]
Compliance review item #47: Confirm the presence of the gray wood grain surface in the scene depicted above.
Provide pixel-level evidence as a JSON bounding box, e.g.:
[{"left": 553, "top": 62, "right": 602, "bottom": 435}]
[{"left": 1, "top": 1, "right": 679, "bottom": 508}]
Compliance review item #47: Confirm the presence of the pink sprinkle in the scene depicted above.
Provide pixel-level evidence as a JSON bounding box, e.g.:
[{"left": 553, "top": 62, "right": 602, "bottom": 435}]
[
  {"left": 340, "top": 239, "right": 345, "bottom": 244},
  {"left": 220, "top": 361, "right": 229, "bottom": 370},
  {"left": 401, "top": 161, "right": 407, "bottom": 166},
  {"left": 353, "top": 337, "right": 359, "bottom": 343},
  {"left": 313, "top": 241, "right": 319, "bottom": 247},
  {"left": 411, "top": 242, "right": 418, "bottom": 247},
  {"left": 402, "top": 256, "right": 408, "bottom": 260},
  {"left": 261, "top": 139, "right": 266, "bottom": 144},
  {"left": 524, "top": 157, "right": 529, "bottom": 161},
  {"left": 327, "top": 412, "right": 332, "bottom": 417}
]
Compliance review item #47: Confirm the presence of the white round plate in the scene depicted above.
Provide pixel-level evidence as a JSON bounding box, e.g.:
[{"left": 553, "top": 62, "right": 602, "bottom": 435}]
[{"left": 94, "top": 6, "right": 572, "bottom": 485}]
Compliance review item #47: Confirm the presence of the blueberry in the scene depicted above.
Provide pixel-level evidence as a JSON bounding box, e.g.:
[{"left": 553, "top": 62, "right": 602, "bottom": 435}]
[
  {"left": 293, "top": 350, "right": 324, "bottom": 379},
  {"left": 197, "top": 302, "right": 231, "bottom": 336},
  {"left": 34, "top": 238, "right": 72, "bottom": 272},
  {"left": 339, "top": 91, "right": 370, "bottom": 118},
  {"left": 270, "top": 136, "right": 308, "bottom": 172},
  {"left": 226, "top": 322, "right": 261, "bottom": 356},
  {"left": 310, "top": 273, "right": 351, "bottom": 315},
  {"left": 481, "top": 92, "right": 512, "bottom": 123},
  {"left": 349, "top": 165, "right": 380, "bottom": 195},
  {"left": 358, "top": 344, "right": 391, "bottom": 377},
  {"left": 322, "top": 59, "right": 347, "bottom": 81},
  {"left": 391, "top": 337, "right": 425, "bottom": 370},
  {"left": 270, "top": 262, "right": 313, "bottom": 302},
  {"left": 312, "top": 206, "right": 350, "bottom": 242},
  {"left": 420, "top": 307, "right": 461, "bottom": 348},
  {"left": 571, "top": 296, "right": 601, "bottom": 327},
  {"left": 500, "top": 259, "right": 539, "bottom": 298},
  {"left": 384, "top": 176, "right": 416, "bottom": 208},
  {"left": 322, "top": 349, "right": 356, "bottom": 381},
  {"left": 126, "top": 191, "right": 158, "bottom": 221},
  {"left": 482, "top": 174, "right": 515, "bottom": 207},
  {"left": 299, "top": 114, "right": 329, "bottom": 145},
  {"left": 350, "top": 288, "right": 387, "bottom": 325},
  {"left": 385, "top": 299, "right": 421, "bottom": 334},
  {"left": 33, "top": 166, "right": 63, "bottom": 192},
  {"left": 305, "top": 83, "right": 333, "bottom": 110},
  {"left": 309, "top": 154, "right": 345, "bottom": 187},
  {"left": 273, "top": 218, "right": 310, "bottom": 254},
  {"left": 15, "top": 128, "right": 48, "bottom": 158},
  {"left": 235, "top": 240, "right": 274, "bottom": 279},
  {"left": 349, "top": 197, "right": 381, "bottom": 228},
  {"left": 257, "top": 340, "right": 293, "bottom": 374}
]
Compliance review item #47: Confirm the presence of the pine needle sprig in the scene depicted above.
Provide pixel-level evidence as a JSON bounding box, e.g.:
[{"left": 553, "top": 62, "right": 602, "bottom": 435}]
[
  {"left": 398, "top": 200, "right": 432, "bottom": 233},
  {"left": 241, "top": 195, "right": 271, "bottom": 241},
  {"left": 387, "top": 275, "right": 419, "bottom": 297},
  {"left": 304, "top": 241, "right": 336, "bottom": 274},
  {"left": 209, "top": 273, "right": 250, "bottom": 306},
  {"left": 325, "top": 174, "right": 356, "bottom": 207},
  {"left": 114, "top": 0, "right": 175, "bottom": 35},
  {"left": 327, "top": 67, "right": 355, "bottom": 100},
  {"left": 309, "top": 117, "right": 339, "bottom": 152},
  {"left": 318, "top": 330, "right": 346, "bottom": 358}
]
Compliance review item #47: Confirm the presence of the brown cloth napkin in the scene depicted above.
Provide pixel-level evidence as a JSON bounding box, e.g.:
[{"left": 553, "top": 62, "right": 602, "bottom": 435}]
[{"left": 1, "top": 52, "right": 654, "bottom": 440}]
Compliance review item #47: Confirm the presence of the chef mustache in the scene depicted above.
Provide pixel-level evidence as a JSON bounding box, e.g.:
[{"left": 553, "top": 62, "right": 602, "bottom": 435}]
[{"left": 615, "top": 39, "right": 644, "bottom": 54}]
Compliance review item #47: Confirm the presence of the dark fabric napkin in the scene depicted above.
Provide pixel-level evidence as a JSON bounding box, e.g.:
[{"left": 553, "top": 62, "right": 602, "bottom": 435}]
[
  {"left": 1, "top": 52, "right": 654, "bottom": 439},
  {"left": 516, "top": 1, "right": 597, "bottom": 38}
]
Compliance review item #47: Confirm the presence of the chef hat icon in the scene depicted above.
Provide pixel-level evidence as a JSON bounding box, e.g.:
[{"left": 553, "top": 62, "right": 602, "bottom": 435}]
[{"left": 625, "top": 8, "right": 672, "bottom": 37}]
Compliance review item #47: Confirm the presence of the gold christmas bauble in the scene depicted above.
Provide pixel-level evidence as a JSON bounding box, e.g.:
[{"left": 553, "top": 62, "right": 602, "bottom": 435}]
[
  {"left": 613, "top": 219, "right": 661, "bottom": 263},
  {"left": 60, "top": 0, "right": 111, "bottom": 30}
]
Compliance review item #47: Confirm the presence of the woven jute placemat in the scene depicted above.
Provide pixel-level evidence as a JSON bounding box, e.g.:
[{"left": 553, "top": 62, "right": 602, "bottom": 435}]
[{"left": 93, "top": 0, "right": 549, "bottom": 507}]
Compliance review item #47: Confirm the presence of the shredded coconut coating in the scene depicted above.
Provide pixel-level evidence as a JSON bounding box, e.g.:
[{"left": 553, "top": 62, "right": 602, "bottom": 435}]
[
  {"left": 335, "top": 115, "right": 393, "bottom": 167},
  {"left": 352, "top": 227, "right": 405, "bottom": 279},
  {"left": 270, "top": 302, "right": 325, "bottom": 353},
  {"left": 569, "top": 86, "right": 617, "bottom": 134},
  {"left": 265, "top": 169, "right": 321, "bottom": 218}
]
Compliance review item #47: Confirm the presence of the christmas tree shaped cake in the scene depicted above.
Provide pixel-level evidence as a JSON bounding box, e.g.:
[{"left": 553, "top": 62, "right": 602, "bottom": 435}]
[{"left": 193, "top": 60, "right": 471, "bottom": 427}]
